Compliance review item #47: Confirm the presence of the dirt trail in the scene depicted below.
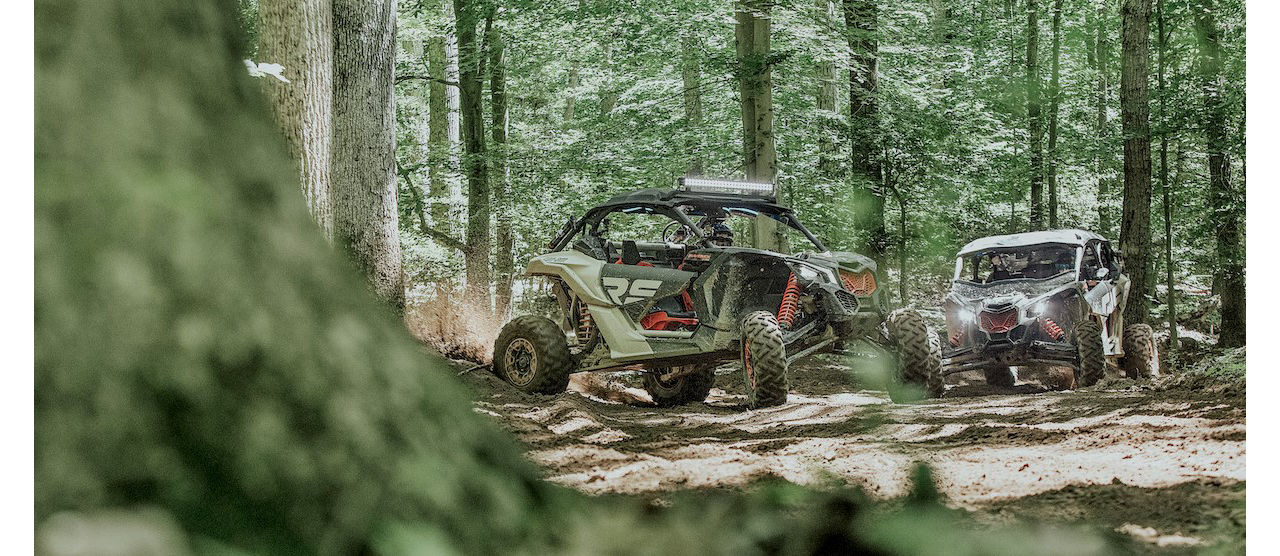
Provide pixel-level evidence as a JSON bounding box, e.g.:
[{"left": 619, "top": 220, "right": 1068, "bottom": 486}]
[{"left": 458, "top": 358, "right": 1245, "bottom": 552}]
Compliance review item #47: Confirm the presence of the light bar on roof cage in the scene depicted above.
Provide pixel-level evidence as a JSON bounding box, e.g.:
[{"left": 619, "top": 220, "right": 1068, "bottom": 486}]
[{"left": 677, "top": 177, "right": 777, "bottom": 198}]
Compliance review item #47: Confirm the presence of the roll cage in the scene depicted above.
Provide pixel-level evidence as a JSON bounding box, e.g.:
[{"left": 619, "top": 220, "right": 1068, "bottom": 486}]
[{"left": 547, "top": 188, "right": 828, "bottom": 253}]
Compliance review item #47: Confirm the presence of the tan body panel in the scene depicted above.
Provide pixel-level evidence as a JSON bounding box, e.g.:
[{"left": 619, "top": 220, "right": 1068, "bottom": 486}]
[{"left": 528, "top": 250, "right": 695, "bottom": 361}]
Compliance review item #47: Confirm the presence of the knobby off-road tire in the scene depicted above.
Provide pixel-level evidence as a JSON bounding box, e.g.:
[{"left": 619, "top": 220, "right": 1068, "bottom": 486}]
[
  {"left": 493, "top": 315, "right": 573, "bottom": 394},
  {"left": 885, "top": 309, "right": 945, "bottom": 402},
  {"left": 740, "top": 311, "right": 788, "bottom": 408},
  {"left": 1122, "top": 323, "right": 1160, "bottom": 379},
  {"left": 983, "top": 365, "right": 1017, "bottom": 388},
  {"left": 1073, "top": 318, "right": 1106, "bottom": 387},
  {"left": 642, "top": 365, "right": 715, "bottom": 406}
]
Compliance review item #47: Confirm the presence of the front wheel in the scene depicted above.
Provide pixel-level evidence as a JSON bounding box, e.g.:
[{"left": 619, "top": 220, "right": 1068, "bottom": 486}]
[
  {"left": 740, "top": 311, "right": 788, "bottom": 408},
  {"left": 643, "top": 365, "right": 715, "bottom": 406},
  {"left": 885, "top": 309, "right": 945, "bottom": 402},
  {"left": 1122, "top": 324, "right": 1160, "bottom": 379},
  {"left": 493, "top": 315, "right": 573, "bottom": 394},
  {"left": 1073, "top": 318, "right": 1106, "bottom": 387}
]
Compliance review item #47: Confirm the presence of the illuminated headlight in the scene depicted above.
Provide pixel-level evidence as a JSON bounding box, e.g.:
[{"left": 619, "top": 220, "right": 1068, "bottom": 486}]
[
  {"left": 677, "top": 177, "right": 777, "bottom": 198},
  {"left": 956, "top": 307, "right": 977, "bottom": 324},
  {"left": 1027, "top": 299, "right": 1049, "bottom": 317}
]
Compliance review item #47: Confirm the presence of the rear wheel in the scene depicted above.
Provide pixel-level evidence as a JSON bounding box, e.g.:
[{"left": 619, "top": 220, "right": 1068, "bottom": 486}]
[
  {"left": 1122, "top": 324, "right": 1160, "bottom": 379},
  {"left": 885, "top": 309, "right": 945, "bottom": 402},
  {"left": 493, "top": 315, "right": 573, "bottom": 394},
  {"left": 740, "top": 311, "right": 788, "bottom": 408},
  {"left": 1073, "top": 318, "right": 1106, "bottom": 387},
  {"left": 983, "top": 365, "right": 1017, "bottom": 388},
  {"left": 642, "top": 365, "right": 715, "bottom": 406}
]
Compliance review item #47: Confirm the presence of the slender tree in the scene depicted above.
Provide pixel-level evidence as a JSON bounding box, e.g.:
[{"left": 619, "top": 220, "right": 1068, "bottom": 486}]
[
  {"left": 1045, "top": 0, "right": 1064, "bottom": 228},
  {"left": 1093, "top": 0, "right": 1112, "bottom": 236},
  {"left": 736, "top": 0, "right": 783, "bottom": 250},
  {"left": 1156, "top": 0, "right": 1176, "bottom": 359},
  {"left": 1194, "top": 0, "right": 1245, "bottom": 346},
  {"left": 426, "top": 33, "right": 451, "bottom": 224},
  {"left": 332, "top": 0, "right": 404, "bottom": 309},
  {"left": 1119, "top": 0, "right": 1153, "bottom": 325},
  {"left": 257, "top": 0, "right": 334, "bottom": 240},
  {"left": 681, "top": 31, "right": 705, "bottom": 175},
  {"left": 844, "top": 0, "right": 885, "bottom": 263},
  {"left": 816, "top": 0, "right": 840, "bottom": 179},
  {"left": 454, "top": 0, "right": 491, "bottom": 311},
  {"left": 563, "top": 64, "right": 579, "bottom": 124},
  {"left": 488, "top": 13, "right": 515, "bottom": 319},
  {"left": 1025, "top": 0, "right": 1045, "bottom": 229}
]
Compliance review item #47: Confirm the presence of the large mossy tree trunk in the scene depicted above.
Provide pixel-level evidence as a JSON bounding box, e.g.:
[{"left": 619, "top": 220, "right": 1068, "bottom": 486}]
[
  {"left": 844, "top": 0, "right": 885, "bottom": 264},
  {"left": 332, "top": 0, "right": 404, "bottom": 309},
  {"left": 257, "top": 0, "right": 334, "bottom": 240},
  {"left": 1119, "top": 0, "right": 1153, "bottom": 325},
  {"left": 1195, "top": 0, "right": 1245, "bottom": 347},
  {"left": 454, "top": 0, "right": 492, "bottom": 312}
]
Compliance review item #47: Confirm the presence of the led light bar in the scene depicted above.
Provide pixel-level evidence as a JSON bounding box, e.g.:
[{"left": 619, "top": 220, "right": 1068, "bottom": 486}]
[{"left": 677, "top": 177, "right": 777, "bottom": 198}]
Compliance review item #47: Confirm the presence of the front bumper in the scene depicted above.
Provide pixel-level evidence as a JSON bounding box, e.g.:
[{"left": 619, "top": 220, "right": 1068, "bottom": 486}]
[{"left": 943, "top": 339, "right": 1078, "bottom": 374}]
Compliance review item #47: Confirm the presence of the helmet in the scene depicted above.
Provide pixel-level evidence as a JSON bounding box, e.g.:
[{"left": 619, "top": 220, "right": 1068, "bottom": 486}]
[{"left": 710, "top": 223, "right": 734, "bottom": 246}]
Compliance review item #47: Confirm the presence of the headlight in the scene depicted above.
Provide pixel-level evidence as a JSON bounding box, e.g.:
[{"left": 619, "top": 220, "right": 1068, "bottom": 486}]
[
  {"left": 1027, "top": 299, "right": 1049, "bottom": 317},
  {"left": 956, "top": 307, "right": 976, "bottom": 324},
  {"left": 794, "top": 263, "right": 836, "bottom": 284}
]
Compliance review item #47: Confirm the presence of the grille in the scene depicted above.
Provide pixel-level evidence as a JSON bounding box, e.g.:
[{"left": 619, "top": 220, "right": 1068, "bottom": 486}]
[
  {"left": 979, "top": 308, "right": 1018, "bottom": 333},
  {"left": 834, "top": 290, "right": 860, "bottom": 312},
  {"left": 839, "top": 270, "right": 877, "bottom": 296}
]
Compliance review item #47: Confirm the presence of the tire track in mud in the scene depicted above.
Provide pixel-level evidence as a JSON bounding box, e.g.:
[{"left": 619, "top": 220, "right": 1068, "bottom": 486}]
[{"left": 458, "top": 357, "right": 1245, "bottom": 551}]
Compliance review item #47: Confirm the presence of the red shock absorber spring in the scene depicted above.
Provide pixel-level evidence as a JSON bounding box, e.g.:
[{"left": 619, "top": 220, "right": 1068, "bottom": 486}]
[
  {"left": 1041, "top": 318, "right": 1064, "bottom": 340},
  {"left": 777, "top": 273, "right": 802, "bottom": 328}
]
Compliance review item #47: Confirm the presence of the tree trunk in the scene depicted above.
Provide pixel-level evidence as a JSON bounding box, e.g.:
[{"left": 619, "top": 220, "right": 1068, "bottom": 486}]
[
  {"left": 1157, "top": 0, "right": 1176, "bottom": 359},
  {"left": 844, "top": 0, "right": 885, "bottom": 264},
  {"left": 736, "top": 0, "right": 783, "bottom": 251},
  {"left": 332, "top": 0, "right": 403, "bottom": 310},
  {"left": 454, "top": 0, "right": 491, "bottom": 312},
  {"left": 816, "top": 0, "right": 839, "bottom": 179},
  {"left": 681, "top": 32, "right": 705, "bottom": 175},
  {"left": 426, "top": 35, "right": 451, "bottom": 225},
  {"left": 1025, "top": 0, "right": 1044, "bottom": 229},
  {"left": 257, "top": 0, "right": 334, "bottom": 240},
  {"left": 1046, "top": 0, "right": 1063, "bottom": 228},
  {"left": 1093, "top": 0, "right": 1112, "bottom": 236},
  {"left": 488, "top": 16, "right": 515, "bottom": 319},
  {"left": 599, "top": 41, "right": 619, "bottom": 116},
  {"left": 1194, "top": 0, "right": 1245, "bottom": 347},
  {"left": 563, "top": 64, "right": 579, "bottom": 124},
  {"left": 1119, "top": 0, "right": 1152, "bottom": 325}
]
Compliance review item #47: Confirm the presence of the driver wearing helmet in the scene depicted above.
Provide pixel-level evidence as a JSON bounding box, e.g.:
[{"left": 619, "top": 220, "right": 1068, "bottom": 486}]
[
  {"left": 707, "top": 222, "right": 734, "bottom": 247},
  {"left": 986, "top": 253, "right": 1012, "bottom": 283}
]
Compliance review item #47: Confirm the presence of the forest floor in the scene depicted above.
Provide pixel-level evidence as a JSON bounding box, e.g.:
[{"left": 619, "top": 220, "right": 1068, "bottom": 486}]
[{"left": 455, "top": 357, "right": 1245, "bottom": 553}]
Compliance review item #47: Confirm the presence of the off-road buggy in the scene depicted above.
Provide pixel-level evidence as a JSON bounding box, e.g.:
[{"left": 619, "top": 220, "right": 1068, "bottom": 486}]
[
  {"left": 493, "top": 178, "right": 943, "bottom": 408},
  {"left": 941, "top": 229, "right": 1160, "bottom": 388}
]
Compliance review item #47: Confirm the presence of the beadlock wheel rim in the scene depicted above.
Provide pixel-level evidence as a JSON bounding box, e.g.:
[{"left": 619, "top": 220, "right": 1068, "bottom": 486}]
[{"left": 504, "top": 338, "right": 537, "bottom": 386}]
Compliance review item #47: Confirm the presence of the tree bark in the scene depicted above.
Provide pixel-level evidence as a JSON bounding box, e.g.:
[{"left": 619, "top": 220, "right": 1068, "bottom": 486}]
[
  {"left": 1194, "top": 0, "right": 1245, "bottom": 346},
  {"left": 1119, "top": 0, "right": 1153, "bottom": 325},
  {"left": 816, "top": 0, "right": 840, "bottom": 179},
  {"left": 681, "top": 32, "right": 705, "bottom": 175},
  {"left": 257, "top": 0, "right": 334, "bottom": 240},
  {"left": 488, "top": 15, "right": 515, "bottom": 319},
  {"left": 736, "top": 0, "right": 783, "bottom": 251},
  {"left": 844, "top": 0, "right": 885, "bottom": 264},
  {"left": 1046, "top": 0, "right": 1063, "bottom": 228},
  {"left": 1093, "top": 0, "right": 1112, "bottom": 236},
  {"left": 1157, "top": 0, "right": 1176, "bottom": 358},
  {"left": 454, "top": 0, "right": 491, "bottom": 312},
  {"left": 332, "top": 0, "right": 403, "bottom": 309},
  {"left": 1025, "top": 0, "right": 1044, "bottom": 229},
  {"left": 426, "top": 35, "right": 451, "bottom": 225},
  {"left": 563, "top": 64, "right": 579, "bottom": 124}
]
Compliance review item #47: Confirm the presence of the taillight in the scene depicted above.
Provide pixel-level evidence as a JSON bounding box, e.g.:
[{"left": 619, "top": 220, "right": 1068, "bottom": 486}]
[{"left": 840, "top": 270, "right": 877, "bottom": 296}]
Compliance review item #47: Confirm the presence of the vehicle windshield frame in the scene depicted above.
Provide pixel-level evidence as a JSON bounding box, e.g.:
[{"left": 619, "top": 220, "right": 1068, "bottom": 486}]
[{"left": 952, "top": 242, "right": 1083, "bottom": 285}]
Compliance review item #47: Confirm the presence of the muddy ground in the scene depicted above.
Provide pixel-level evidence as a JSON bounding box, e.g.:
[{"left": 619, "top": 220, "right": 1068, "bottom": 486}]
[{"left": 455, "top": 358, "right": 1245, "bottom": 553}]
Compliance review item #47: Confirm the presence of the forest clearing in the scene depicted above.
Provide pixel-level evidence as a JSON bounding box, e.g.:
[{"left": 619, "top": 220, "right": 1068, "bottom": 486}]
[
  {"left": 460, "top": 355, "right": 1245, "bottom": 551},
  {"left": 33, "top": 0, "right": 1251, "bottom": 553}
]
